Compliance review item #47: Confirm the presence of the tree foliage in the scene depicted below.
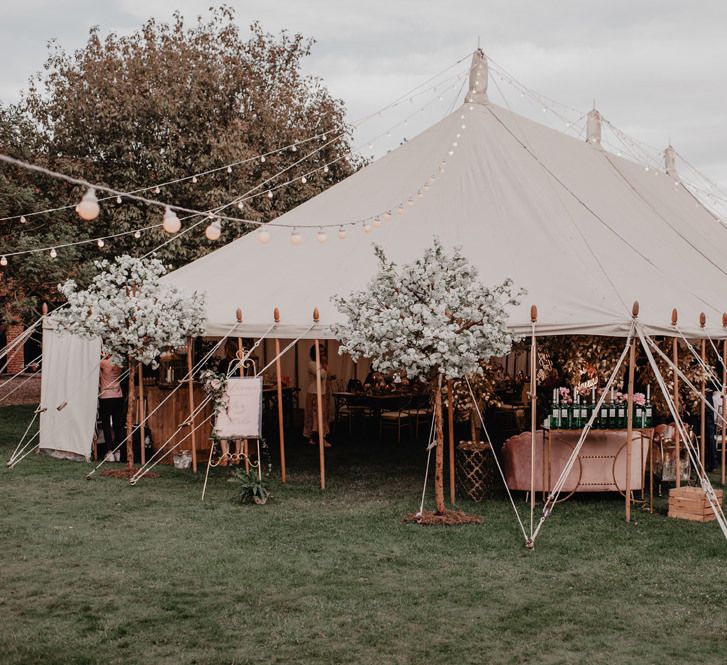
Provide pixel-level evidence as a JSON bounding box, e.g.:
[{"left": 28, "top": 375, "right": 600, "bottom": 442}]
[{"left": 0, "top": 6, "right": 357, "bottom": 323}]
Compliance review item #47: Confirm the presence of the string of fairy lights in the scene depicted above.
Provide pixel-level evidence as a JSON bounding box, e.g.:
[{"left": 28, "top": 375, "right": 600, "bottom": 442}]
[
  {"left": 1, "top": 50, "right": 725, "bottom": 268},
  {"left": 0, "top": 60, "right": 473, "bottom": 263}
]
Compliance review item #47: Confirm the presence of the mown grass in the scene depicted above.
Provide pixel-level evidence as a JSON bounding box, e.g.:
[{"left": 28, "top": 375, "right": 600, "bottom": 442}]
[{"left": 1, "top": 404, "right": 726, "bottom": 665}]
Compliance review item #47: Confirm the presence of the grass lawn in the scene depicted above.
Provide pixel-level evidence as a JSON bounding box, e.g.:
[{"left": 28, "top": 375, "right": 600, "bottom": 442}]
[{"left": 1, "top": 404, "right": 726, "bottom": 665}]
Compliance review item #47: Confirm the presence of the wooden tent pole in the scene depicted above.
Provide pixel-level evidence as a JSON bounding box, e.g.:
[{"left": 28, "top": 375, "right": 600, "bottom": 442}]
[
  {"left": 722, "top": 313, "right": 727, "bottom": 486},
  {"left": 313, "top": 308, "right": 325, "bottom": 490},
  {"left": 672, "top": 309, "right": 681, "bottom": 488},
  {"left": 274, "top": 308, "right": 286, "bottom": 483},
  {"left": 529, "top": 305, "right": 538, "bottom": 533},
  {"left": 447, "top": 379, "right": 456, "bottom": 505},
  {"left": 186, "top": 337, "right": 197, "bottom": 473},
  {"left": 699, "top": 313, "right": 706, "bottom": 467},
  {"left": 126, "top": 355, "right": 135, "bottom": 470},
  {"left": 138, "top": 364, "right": 145, "bottom": 466},
  {"left": 625, "top": 302, "right": 639, "bottom": 522}
]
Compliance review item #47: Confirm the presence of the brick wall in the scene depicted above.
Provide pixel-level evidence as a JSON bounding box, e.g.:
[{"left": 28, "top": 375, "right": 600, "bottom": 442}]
[{"left": 5, "top": 323, "right": 26, "bottom": 375}]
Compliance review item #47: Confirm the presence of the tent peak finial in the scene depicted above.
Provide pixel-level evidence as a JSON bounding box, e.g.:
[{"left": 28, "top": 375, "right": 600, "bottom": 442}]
[
  {"left": 664, "top": 144, "right": 679, "bottom": 181},
  {"left": 586, "top": 107, "right": 602, "bottom": 147},
  {"left": 465, "top": 49, "right": 488, "bottom": 106}
]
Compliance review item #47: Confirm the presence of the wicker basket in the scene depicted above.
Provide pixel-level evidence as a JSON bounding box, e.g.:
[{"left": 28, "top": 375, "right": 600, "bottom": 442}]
[{"left": 456, "top": 440, "right": 493, "bottom": 502}]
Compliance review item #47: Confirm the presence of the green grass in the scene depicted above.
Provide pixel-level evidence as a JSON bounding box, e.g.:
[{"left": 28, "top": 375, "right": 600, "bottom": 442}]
[{"left": 1, "top": 404, "right": 726, "bottom": 665}]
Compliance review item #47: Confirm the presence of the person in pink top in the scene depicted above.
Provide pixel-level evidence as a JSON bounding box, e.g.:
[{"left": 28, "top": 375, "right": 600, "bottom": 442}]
[{"left": 99, "top": 355, "right": 125, "bottom": 461}]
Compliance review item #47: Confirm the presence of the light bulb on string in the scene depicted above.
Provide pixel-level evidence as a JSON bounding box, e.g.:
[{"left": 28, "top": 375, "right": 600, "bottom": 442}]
[
  {"left": 301, "top": 176, "right": 307, "bottom": 184},
  {"left": 237, "top": 201, "right": 244, "bottom": 210},
  {"left": 362, "top": 222, "right": 372, "bottom": 234},
  {"left": 290, "top": 228, "right": 302, "bottom": 245},
  {"left": 20, "top": 216, "right": 27, "bottom": 224},
  {"left": 407, "top": 198, "right": 414, "bottom": 207},
  {"left": 97, "top": 239, "right": 105, "bottom": 248},
  {"left": 227, "top": 166, "right": 232, "bottom": 174},
  {"left": 49, "top": 248, "right": 57, "bottom": 259},
  {"left": 316, "top": 228, "right": 328, "bottom": 243},
  {"left": 257, "top": 228, "right": 271, "bottom": 245},
  {"left": 338, "top": 226, "right": 347, "bottom": 240},
  {"left": 162, "top": 207, "right": 181, "bottom": 234},
  {"left": 267, "top": 190, "right": 273, "bottom": 199},
  {"left": 261, "top": 155, "right": 266, "bottom": 163},
  {"left": 448, "top": 150, "right": 454, "bottom": 156},
  {"left": 291, "top": 145, "right": 297, "bottom": 152},
  {"left": 192, "top": 175, "right": 198, "bottom": 183},
  {"left": 0, "top": 256, "right": 7, "bottom": 267},
  {"left": 323, "top": 165, "right": 329, "bottom": 174},
  {"left": 423, "top": 183, "right": 430, "bottom": 192},
  {"left": 77, "top": 188, "right": 100, "bottom": 221},
  {"left": 417, "top": 190, "right": 423, "bottom": 198},
  {"left": 134, "top": 230, "right": 141, "bottom": 239},
  {"left": 116, "top": 196, "right": 122, "bottom": 204},
  {"left": 154, "top": 186, "right": 161, "bottom": 194},
  {"left": 397, "top": 204, "right": 405, "bottom": 216},
  {"left": 373, "top": 216, "right": 382, "bottom": 228},
  {"left": 384, "top": 211, "right": 392, "bottom": 221},
  {"left": 205, "top": 220, "right": 222, "bottom": 241}
]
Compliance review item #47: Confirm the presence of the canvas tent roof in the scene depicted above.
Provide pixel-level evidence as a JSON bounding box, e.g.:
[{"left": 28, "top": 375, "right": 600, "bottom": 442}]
[{"left": 165, "top": 52, "right": 727, "bottom": 340}]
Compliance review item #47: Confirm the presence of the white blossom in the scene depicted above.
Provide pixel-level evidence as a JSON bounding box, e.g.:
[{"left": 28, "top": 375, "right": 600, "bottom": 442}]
[
  {"left": 332, "top": 239, "right": 523, "bottom": 382},
  {"left": 52, "top": 255, "right": 206, "bottom": 368}
]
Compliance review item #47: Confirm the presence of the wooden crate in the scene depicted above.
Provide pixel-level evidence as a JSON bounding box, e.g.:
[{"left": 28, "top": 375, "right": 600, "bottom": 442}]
[{"left": 668, "top": 486, "right": 724, "bottom": 523}]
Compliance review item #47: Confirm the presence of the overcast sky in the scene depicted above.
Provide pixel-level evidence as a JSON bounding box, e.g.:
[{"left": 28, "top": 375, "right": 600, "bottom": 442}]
[{"left": 1, "top": 0, "right": 726, "bottom": 207}]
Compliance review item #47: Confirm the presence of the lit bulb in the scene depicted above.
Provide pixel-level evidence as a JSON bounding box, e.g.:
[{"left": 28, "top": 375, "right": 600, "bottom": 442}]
[
  {"left": 116, "top": 196, "right": 122, "bottom": 204},
  {"left": 461, "top": 124, "right": 466, "bottom": 129},
  {"left": 257, "top": 228, "right": 271, "bottom": 245},
  {"left": 162, "top": 207, "right": 181, "bottom": 234},
  {"left": 192, "top": 175, "right": 198, "bottom": 183},
  {"left": 397, "top": 204, "right": 405, "bottom": 215},
  {"left": 644, "top": 166, "right": 650, "bottom": 172},
  {"left": 205, "top": 220, "right": 222, "bottom": 241},
  {"left": 373, "top": 216, "right": 382, "bottom": 228},
  {"left": 448, "top": 150, "right": 454, "bottom": 156},
  {"left": 20, "top": 215, "right": 27, "bottom": 224},
  {"left": 301, "top": 176, "right": 307, "bottom": 184},
  {"left": 423, "top": 184, "right": 430, "bottom": 191},
  {"left": 322, "top": 134, "right": 327, "bottom": 141},
  {"left": 261, "top": 155, "right": 266, "bottom": 163},
  {"left": 227, "top": 165, "right": 232, "bottom": 174},
  {"left": 0, "top": 256, "right": 7, "bottom": 266},
  {"left": 237, "top": 201, "right": 244, "bottom": 210},
  {"left": 407, "top": 198, "right": 414, "bottom": 207},
  {"left": 154, "top": 186, "right": 161, "bottom": 194},
  {"left": 49, "top": 248, "right": 57, "bottom": 259},
  {"left": 77, "top": 188, "right": 100, "bottom": 221},
  {"left": 456, "top": 133, "right": 461, "bottom": 139},
  {"left": 267, "top": 190, "right": 273, "bottom": 199},
  {"left": 291, "top": 145, "right": 297, "bottom": 152},
  {"left": 134, "top": 230, "right": 141, "bottom": 239},
  {"left": 290, "top": 229, "right": 302, "bottom": 245},
  {"left": 368, "top": 143, "right": 373, "bottom": 150},
  {"left": 338, "top": 227, "right": 347, "bottom": 240},
  {"left": 363, "top": 222, "right": 372, "bottom": 234},
  {"left": 97, "top": 239, "right": 105, "bottom": 248},
  {"left": 323, "top": 165, "right": 329, "bottom": 173},
  {"left": 384, "top": 211, "right": 392, "bottom": 221},
  {"left": 316, "top": 229, "right": 328, "bottom": 243}
]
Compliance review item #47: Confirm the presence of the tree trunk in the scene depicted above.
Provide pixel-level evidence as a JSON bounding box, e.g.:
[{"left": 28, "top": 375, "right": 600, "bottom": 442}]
[
  {"left": 127, "top": 357, "right": 135, "bottom": 470},
  {"left": 434, "top": 381, "right": 446, "bottom": 514}
]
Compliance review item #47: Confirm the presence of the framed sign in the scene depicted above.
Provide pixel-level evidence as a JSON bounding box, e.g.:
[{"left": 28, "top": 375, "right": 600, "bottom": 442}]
[{"left": 214, "top": 377, "right": 263, "bottom": 439}]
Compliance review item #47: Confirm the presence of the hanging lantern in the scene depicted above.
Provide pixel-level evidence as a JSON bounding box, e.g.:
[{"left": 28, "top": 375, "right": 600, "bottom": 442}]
[
  {"left": 77, "top": 188, "right": 100, "bottom": 221},
  {"left": 257, "top": 228, "right": 271, "bottom": 245},
  {"left": 162, "top": 207, "right": 181, "bottom": 234}
]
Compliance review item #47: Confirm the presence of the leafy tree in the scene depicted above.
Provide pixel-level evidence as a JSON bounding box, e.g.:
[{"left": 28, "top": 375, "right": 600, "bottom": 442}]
[
  {"left": 334, "top": 239, "right": 521, "bottom": 515},
  {"left": 1, "top": 6, "right": 358, "bottom": 323}
]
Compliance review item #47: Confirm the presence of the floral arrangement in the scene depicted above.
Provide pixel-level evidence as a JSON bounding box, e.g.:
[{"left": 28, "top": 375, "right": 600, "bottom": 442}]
[
  {"left": 332, "top": 239, "right": 522, "bottom": 382},
  {"left": 633, "top": 393, "right": 646, "bottom": 407},
  {"left": 52, "top": 255, "right": 206, "bottom": 367},
  {"left": 199, "top": 368, "right": 229, "bottom": 415}
]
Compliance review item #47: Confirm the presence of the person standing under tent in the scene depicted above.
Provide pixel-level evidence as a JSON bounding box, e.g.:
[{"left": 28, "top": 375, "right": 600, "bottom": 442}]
[
  {"left": 99, "top": 355, "right": 125, "bottom": 462},
  {"left": 303, "top": 343, "right": 333, "bottom": 447}
]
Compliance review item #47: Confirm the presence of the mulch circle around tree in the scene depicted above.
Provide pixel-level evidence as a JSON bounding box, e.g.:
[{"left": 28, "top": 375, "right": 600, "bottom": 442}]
[
  {"left": 100, "top": 468, "right": 158, "bottom": 479},
  {"left": 403, "top": 510, "right": 482, "bottom": 526}
]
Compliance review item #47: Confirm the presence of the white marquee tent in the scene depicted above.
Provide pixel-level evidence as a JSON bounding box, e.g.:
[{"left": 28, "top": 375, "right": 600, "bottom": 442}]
[{"left": 164, "top": 51, "right": 727, "bottom": 340}]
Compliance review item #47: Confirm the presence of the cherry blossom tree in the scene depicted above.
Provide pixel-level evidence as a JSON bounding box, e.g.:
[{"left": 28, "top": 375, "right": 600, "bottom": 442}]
[
  {"left": 333, "top": 239, "right": 522, "bottom": 514},
  {"left": 53, "top": 255, "right": 206, "bottom": 468}
]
